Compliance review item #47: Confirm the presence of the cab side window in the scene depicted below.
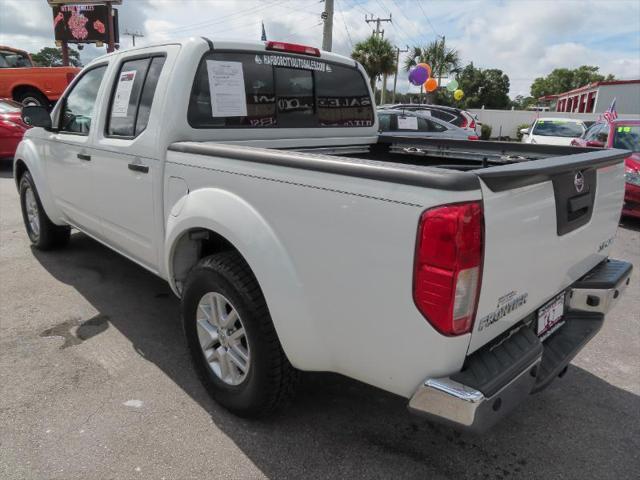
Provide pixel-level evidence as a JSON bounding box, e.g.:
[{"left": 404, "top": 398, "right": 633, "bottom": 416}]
[
  {"left": 595, "top": 125, "right": 609, "bottom": 144},
  {"left": 378, "top": 113, "right": 392, "bottom": 131},
  {"left": 60, "top": 65, "right": 107, "bottom": 135},
  {"left": 107, "top": 56, "right": 166, "bottom": 137}
]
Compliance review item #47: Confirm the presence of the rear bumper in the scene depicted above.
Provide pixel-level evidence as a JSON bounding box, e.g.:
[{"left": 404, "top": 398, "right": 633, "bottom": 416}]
[{"left": 408, "top": 258, "right": 632, "bottom": 433}]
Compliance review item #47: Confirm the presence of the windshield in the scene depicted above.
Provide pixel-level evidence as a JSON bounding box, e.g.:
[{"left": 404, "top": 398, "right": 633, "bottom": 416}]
[
  {"left": 532, "top": 120, "right": 584, "bottom": 137},
  {"left": 0, "top": 49, "right": 32, "bottom": 68},
  {"left": 0, "top": 99, "right": 22, "bottom": 113},
  {"left": 613, "top": 125, "right": 640, "bottom": 152}
]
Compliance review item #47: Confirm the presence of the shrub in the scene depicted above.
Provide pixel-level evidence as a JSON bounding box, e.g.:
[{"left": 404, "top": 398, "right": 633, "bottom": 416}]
[
  {"left": 516, "top": 123, "right": 530, "bottom": 141},
  {"left": 480, "top": 124, "right": 492, "bottom": 140}
]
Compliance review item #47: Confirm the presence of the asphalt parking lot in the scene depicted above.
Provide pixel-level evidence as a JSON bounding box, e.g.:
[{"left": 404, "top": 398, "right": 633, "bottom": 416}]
[{"left": 1, "top": 163, "right": 639, "bottom": 480}]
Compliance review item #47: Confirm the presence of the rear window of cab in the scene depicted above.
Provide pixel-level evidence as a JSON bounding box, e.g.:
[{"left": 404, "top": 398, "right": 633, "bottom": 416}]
[{"left": 187, "top": 52, "right": 374, "bottom": 129}]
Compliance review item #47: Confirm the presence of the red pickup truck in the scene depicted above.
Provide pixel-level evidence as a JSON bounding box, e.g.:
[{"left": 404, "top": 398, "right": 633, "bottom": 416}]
[
  {"left": 0, "top": 46, "right": 79, "bottom": 107},
  {"left": 572, "top": 119, "right": 640, "bottom": 218}
]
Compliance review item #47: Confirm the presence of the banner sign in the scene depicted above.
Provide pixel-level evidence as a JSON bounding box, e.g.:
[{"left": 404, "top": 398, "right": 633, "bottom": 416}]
[{"left": 254, "top": 54, "right": 332, "bottom": 73}]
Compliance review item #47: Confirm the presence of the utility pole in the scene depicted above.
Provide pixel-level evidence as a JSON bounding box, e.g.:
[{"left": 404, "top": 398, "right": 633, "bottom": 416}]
[
  {"left": 365, "top": 13, "right": 392, "bottom": 104},
  {"left": 124, "top": 30, "right": 145, "bottom": 47},
  {"left": 437, "top": 34, "right": 445, "bottom": 86},
  {"left": 321, "top": 0, "right": 334, "bottom": 52},
  {"left": 392, "top": 45, "right": 409, "bottom": 104},
  {"left": 365, "top": 13, "right": 392, "bottom": 38}
]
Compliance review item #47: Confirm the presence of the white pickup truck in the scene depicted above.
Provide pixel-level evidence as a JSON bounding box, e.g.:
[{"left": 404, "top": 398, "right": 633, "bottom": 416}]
[{"left": 15, "top": 38, "right": 632, "bottom": 432}]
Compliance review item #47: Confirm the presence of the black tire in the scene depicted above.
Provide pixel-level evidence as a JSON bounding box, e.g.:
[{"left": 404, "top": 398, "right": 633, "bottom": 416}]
[
  {"left": 182, "top": 251, "right": 298, "bottom": 417},
  {"left": 19, "top": 171, "right": 70, "bottom": 250},
  {"left": 14, "top": 89, "right": 49, "bottom": 108}
]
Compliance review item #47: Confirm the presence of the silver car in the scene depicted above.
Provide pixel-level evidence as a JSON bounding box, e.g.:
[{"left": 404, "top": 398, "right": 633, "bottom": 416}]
[{"left": 377, "top": 108, "right": 476, "bottom": 140}]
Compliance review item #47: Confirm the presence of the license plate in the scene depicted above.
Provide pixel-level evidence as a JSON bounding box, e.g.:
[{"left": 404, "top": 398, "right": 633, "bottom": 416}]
[{"left": 537, "top": 292, "right": 565, "bottom": 339}]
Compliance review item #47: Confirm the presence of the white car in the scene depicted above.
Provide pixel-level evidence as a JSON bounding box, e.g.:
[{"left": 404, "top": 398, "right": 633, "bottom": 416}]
[
  {"left": 520, "top": 118, "right": 587, "bottom": 145},
  {"left": 15, "top": 38, "right": 631, "bottom": 432}
]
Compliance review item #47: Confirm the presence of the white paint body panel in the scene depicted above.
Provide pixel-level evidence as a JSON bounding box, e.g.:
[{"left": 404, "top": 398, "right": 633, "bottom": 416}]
[
  {"left": 13, "top": 38, "right": 626, "bottom": 400},
  {"left": 469, "top": 163, "right": 624, "bottom": 353}
]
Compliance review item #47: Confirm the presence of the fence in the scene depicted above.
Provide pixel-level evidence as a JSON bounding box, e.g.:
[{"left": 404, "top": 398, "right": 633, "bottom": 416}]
[{"left": 469, "top": 109, "right": 638, "bottom": 139}]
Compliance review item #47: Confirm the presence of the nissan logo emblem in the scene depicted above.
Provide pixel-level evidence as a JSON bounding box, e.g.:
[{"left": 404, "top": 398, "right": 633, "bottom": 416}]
[{"left": 574, "top": 171, "right": 585, "bottom": 193}]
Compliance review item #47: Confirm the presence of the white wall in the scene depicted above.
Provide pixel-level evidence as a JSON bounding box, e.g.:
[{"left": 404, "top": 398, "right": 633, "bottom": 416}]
[
  {"left": 469, "top": 109, "right": 638, "bottom": 139},
  {"left": 594, "top": 84, "right": 640, "bottom": 114}
]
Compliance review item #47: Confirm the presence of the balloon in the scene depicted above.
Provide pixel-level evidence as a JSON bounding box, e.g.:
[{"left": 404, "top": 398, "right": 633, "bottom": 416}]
[
  {"left": 424, "top": 77, "right": 438, "bottom": 92},
  {"left": 454, "top": 89, "right": 464, "bottom": 101},
  {"left": 417, "top": 62, "right": 431, "bottom": 78},
  {"left": 446, "top": 79, "right": 458, "bottom": 92},
  {"left": 409, "top": 66, "right": 428, "bottom": 86}
]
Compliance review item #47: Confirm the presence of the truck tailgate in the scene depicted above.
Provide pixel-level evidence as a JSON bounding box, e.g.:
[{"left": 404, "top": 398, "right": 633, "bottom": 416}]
[{"left": 468, "top": 148, "right": 628, "bottom": 353}]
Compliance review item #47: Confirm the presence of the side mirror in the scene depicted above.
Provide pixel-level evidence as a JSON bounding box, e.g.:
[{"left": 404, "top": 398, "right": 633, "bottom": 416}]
[
  {"left": 21, "top": 105, "right": 52, "bottom": 130},
  {"left": 586, "top": 140, "right": 605, "bottom": 148},
  {"left": 519, "top": 128, "right": 529, "bottom": 135}
]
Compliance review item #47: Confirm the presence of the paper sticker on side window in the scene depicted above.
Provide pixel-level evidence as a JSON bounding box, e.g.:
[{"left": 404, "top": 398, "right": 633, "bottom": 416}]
[
  {"left": 112, "top": 70, "right": 137, "bottom": 117},
  {"left": 206, "top": 60, "right": 248, "bottom": 118},
  {"left": 398, "top": 116, "right": 418, "bottom": 130}
]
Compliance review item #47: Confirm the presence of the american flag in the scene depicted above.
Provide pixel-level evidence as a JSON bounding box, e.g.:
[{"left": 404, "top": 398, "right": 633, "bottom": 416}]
[{"left": 602, "top": 98, "right": 618, "bottom": 123}]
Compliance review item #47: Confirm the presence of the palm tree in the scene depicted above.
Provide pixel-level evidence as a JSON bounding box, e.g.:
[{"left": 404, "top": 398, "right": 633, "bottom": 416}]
[
  {"left": 404, "top": 38, "right": 461, "bottom": 101},
  {"left": 351, "top": 35, "right": 396, "bottom": 103}
]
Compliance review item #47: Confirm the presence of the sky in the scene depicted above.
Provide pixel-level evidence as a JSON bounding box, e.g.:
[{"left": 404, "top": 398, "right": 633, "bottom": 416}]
[{"left": 1, "top": 0, "right": 639, "bottom": 97}]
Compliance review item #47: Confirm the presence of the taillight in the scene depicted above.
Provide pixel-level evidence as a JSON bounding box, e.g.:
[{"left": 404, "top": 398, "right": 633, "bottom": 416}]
[
  {"left": 469, "top": 119, "right": 476, "bottom": 129},
  {"left": 459, "top": 116, "right": 468, "bottom": 128},
  {"left": 265, "top": 41, "right": 321, "bottom": 57},
  {"left": 467, "top": 135, "right": 479, "bottom": 141},
  {"left": 413, "top": 202, "right": 484, "bottom": 336}
]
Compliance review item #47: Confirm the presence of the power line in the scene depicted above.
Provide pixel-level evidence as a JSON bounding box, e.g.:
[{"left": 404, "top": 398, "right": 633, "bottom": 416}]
[
  {"left": 154, "top": 0, "right": 291, "bottom": 36},
  {"left": 415, "top": 0, "right": 440, "bottom": 38},
  {"left": 335, "top": 0, "right": 354, "bottom": 49},
  {"left": 123, "top": 30, "right": 144, "bottom": 47}
]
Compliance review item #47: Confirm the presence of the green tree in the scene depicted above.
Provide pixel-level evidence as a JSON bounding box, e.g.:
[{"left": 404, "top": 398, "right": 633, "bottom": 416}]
[
  {"left": 530, "top": 65, "right": 614, "bottom": 98},
  {"left": 30, "top": 46, "right": 82, "bottom": 67},
  {"left": 511, "top": 95, "right": 537, "bottom": 110},
  {"left": 351, "top": 35, "right": 396, "bottom": 97},
  {"left": 457, "top": 63, "right": 511, "bottom": 109}
]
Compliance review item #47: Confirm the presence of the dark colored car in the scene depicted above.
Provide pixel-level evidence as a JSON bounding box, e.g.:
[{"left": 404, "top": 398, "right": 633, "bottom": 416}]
[
  {"left": 0, "top": 98, "right": 29, "bottom": 160},
  {"left": 384, "top": 103, "right": 477, "bottom": 133},
  {"left": 572, "top": 120, "right": 640, "bottom": 218}
]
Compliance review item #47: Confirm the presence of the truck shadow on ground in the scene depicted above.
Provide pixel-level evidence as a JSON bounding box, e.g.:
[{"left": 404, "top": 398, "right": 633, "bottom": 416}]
[{"left": 32, "top": 233, "right": 640, "bottom": 480}]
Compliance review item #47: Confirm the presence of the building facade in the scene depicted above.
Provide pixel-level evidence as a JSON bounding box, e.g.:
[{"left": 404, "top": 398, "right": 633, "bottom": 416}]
[{"left": 539, "top": 80, "right": 640, "bottom": 114}]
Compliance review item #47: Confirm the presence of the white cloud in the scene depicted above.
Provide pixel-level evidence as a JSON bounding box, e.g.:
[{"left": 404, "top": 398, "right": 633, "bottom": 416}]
[{"left": 0, "top": 0, "right": 638, "bottom": 97}]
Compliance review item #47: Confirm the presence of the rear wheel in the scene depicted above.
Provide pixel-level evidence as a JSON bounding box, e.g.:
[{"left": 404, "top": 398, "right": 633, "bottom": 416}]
[
  {"left": 19, "top": 172, "right": 70, "bottom": 250},
  {"left": 182, "top": 251, "right": 298, "bottom": 417},
  {"left": 15, "top": 89, "right": 49, "bottom": 108}
]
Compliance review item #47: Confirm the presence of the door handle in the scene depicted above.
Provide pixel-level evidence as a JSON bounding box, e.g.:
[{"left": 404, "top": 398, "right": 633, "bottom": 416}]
[
  {"left": 128, "top": 163, "right": 149, "bottom": 174},
  {"left": 77, "top": 153, "right": 91, "bottom": 161}
]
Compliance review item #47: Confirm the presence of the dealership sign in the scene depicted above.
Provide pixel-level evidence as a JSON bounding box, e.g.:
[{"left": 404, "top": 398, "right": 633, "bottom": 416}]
[{"left": 51, "top": 3, "right": 119, "bottom": 44}]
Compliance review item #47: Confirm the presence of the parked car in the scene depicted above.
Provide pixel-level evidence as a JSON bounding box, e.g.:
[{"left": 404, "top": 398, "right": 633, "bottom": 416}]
[
  {"left": 572, "top": 120, "right": 640, "bottom": 218},
  {"left": 377, "top": 108, "right": 478, "bottom": 140},
  {"left": 15, "top": 38, "right": 632, "bottom": 433},
  {"left": 0, "top": 98, "right": 29, "bottom": 160},
  {"left": 0, "top": 45, "right": 80, "bottom": 107},
  {"left": 386, "top": 103, "right": 478, "bottom": 133},
  {"left": 520, "top": 118, "right": 587, "bottom": 145}
]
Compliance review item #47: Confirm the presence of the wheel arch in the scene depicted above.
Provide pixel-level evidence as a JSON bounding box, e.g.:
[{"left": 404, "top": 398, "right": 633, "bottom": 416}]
[
  {"left": 165, "top": 187, "right": 329, "bottom": 371},
  {"left": 11, "top": 84, "right": 48, "bottom": 102},
  {"left": 13, "top": 139, "right": 65, "bottom": 225}
]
